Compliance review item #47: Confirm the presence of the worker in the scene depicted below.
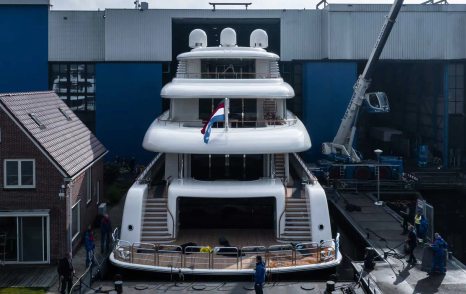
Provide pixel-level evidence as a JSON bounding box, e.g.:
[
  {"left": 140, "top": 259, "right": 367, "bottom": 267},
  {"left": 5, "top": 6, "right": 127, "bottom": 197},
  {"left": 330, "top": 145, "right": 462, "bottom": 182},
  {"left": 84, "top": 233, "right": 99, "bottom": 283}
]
[
  {"left": 254, "top": 255, "right": 266, "bottom": 294},
  {"left": 430, "top": 233, "right": 448, "bottom": 274},
  {"left": 406, "top": 225, "right": 417, "bottom": 265}
]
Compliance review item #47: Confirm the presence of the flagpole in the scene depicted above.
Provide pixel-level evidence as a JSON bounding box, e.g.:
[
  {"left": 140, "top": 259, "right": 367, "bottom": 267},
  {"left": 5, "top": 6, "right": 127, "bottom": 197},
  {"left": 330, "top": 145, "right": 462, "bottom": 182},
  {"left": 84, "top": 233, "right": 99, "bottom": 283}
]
[{"left": 225, "top": 97, "right": 229, "bottom": 132}]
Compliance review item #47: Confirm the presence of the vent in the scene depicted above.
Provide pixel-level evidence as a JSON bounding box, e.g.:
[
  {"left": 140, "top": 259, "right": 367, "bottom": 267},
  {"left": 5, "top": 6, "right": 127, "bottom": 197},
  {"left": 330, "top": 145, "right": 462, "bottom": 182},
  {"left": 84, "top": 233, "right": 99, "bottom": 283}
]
[
  {"left": 29, "top": 113, "right": 46, "bottom": 129},
  {"left": 58, "top": 107, "right": 72, "bottom": 121}
]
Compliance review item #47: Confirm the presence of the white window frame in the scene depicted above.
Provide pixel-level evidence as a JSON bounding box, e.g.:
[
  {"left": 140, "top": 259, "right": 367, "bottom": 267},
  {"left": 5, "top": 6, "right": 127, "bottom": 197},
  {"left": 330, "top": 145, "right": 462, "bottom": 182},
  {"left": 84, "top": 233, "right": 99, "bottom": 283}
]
[
  {"left": 71, "top": 200, "right": 81, "bottom": 241},
  {"left": 3, "top": 159, "right": 36, "bottom": 188},
  {"left": 86, "top": 169, "right": 92, "bottom": 204}
]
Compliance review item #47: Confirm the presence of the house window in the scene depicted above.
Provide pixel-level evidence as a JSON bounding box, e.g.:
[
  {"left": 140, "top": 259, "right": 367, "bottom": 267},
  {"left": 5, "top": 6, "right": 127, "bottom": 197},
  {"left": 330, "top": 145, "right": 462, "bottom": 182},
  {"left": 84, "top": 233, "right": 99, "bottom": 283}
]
[
  {"left": 4, "top": 160, "right": 35, "bottom": 188},
  {"left": 71, "top": 201, "right": 80, "bottom": 241},
  {"left": 86, "top": 170, "right": 92, "bottom": 204},
  {"left": 0, "top": 214, "right": 49, "bottom": 264}
]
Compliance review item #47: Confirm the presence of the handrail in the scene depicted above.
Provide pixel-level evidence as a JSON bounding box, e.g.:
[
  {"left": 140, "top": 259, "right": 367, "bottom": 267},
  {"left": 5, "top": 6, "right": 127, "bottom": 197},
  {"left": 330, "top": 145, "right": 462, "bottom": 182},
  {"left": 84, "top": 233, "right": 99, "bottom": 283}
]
[
  {"left": 69, "top": 257, "right": 95, "bottom": 294},
  {"left": 167, "top": 205, "right": 176, "bottom": 238},
  {"left": 112, "top": 238, "right": 340, "bottom": 270},
  {"left": 137, "top": 153, "right": 163, "bottom": 184},
  {"left": 277, "top": 207, "right": 286, "bottom": 239},
  {"left": 292, "top": 153, "right": 317, "bottom": 185}
]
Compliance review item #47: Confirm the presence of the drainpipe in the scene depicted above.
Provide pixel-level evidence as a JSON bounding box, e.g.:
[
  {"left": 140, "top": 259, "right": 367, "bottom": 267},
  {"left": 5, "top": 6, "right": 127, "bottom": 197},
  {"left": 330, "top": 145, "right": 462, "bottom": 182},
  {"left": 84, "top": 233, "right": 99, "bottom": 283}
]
[{"left": 64, "top": 178, "right": 72, "bottom": 256}]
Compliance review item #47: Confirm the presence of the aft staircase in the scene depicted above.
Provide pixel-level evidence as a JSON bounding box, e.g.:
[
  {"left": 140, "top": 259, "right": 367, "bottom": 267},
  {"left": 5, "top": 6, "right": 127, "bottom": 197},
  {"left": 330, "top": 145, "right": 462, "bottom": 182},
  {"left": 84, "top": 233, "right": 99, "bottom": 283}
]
[
  {"left": 274, "top": 153, "right": 286, "bottom": 180},
  {"left": 278, "top": 193, "right": 312, "bottom": 243},
  {"left": 141, "top": 197, "right": 174, "bottom": 243}
]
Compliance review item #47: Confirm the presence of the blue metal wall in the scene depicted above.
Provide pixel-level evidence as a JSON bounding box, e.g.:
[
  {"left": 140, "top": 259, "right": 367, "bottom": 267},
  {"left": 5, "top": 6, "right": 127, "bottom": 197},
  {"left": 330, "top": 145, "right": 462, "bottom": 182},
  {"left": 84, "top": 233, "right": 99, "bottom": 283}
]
[
  {"left": 302, "top": 62, "right": 357, "bottom": 161},
  {"left": 0, "top": 5, "right": 48, "bottom": 92},
  {"left": 95, "top": 63, "right": 163, "bottom": 163}
]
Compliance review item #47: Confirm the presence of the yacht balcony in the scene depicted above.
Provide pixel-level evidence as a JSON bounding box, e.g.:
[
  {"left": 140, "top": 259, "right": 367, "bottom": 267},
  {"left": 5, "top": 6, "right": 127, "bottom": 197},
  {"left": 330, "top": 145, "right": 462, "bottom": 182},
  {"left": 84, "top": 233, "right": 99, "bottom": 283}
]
[
  {"left": 142, "top": 111, "right": 311, "bottom": 154},
  {"left": 161, "top": 78, "right": 294, "bottom": 99}
]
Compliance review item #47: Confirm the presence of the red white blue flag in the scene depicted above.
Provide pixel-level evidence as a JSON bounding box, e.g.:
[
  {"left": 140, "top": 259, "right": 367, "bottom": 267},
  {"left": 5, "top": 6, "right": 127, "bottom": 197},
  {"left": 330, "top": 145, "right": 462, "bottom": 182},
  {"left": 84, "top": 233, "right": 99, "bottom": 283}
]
[{"left": 201, "top": 102, "right": 225, "bottom": 144}]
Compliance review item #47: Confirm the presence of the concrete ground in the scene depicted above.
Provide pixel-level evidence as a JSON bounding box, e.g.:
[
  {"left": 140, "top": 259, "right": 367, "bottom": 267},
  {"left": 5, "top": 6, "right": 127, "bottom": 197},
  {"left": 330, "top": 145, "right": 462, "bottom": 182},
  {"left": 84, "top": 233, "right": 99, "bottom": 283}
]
[
  {"left": 330, "top": 190, "right": 466, "bottom": 294},
  {"left": 87, "top": 280, "right": 365, "bottom": 294}
]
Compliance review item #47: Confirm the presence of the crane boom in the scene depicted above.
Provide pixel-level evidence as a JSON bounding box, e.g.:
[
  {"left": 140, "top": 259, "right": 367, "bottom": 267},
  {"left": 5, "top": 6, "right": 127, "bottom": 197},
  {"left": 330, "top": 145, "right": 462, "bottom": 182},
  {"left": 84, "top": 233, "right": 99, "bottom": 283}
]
[{"left": 322, "top": 0, "right": 404, "bottom": 163}]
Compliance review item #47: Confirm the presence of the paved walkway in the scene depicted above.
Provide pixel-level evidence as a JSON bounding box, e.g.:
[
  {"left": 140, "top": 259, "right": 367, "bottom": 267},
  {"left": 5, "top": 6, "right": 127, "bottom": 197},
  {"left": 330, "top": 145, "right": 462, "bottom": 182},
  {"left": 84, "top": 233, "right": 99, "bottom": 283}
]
[
  {"left": 329, "top": 190, "right": 466, "bottom": 294},
  {"left": 47, "top": 194, "right": 126, "bottom": 294},
  {"left": 87, "top": 280, "right": 365, "bottom": 294}
]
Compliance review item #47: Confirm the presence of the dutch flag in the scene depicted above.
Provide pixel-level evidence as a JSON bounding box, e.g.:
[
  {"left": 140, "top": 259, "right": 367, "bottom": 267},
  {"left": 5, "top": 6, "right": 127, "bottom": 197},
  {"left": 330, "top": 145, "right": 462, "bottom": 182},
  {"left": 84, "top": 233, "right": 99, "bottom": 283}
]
[{"left": 201, "top": 102, "right": 225, "bottom": 144}]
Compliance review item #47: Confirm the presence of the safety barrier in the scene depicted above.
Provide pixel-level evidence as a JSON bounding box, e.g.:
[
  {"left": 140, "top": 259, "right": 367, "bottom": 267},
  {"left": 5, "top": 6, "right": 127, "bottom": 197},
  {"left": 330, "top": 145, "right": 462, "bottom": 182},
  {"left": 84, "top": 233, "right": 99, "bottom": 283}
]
[{"left": 112, "top": 234, "right": 340, "bottom": 271}]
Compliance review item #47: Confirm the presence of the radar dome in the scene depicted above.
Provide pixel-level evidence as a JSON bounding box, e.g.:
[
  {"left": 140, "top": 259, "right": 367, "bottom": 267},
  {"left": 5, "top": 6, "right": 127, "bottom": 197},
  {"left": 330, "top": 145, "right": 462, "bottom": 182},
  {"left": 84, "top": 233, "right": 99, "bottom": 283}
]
[
  {"left": 220, "top": 28, "right": 237, "bottom": 47},
  {"left": 189, "top": 29, "right": 207, "bottom": 48},
  {"left": 250, "top": 29, "right": 268, "bottom": 48}
]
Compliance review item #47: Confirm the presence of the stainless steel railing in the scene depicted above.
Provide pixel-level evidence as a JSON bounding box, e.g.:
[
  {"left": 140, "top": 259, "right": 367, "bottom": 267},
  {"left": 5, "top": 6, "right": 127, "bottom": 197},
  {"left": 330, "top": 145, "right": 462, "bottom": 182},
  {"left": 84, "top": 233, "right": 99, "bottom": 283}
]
[{"left": 112, "top": 234, "right": 340, "bottom": 270}]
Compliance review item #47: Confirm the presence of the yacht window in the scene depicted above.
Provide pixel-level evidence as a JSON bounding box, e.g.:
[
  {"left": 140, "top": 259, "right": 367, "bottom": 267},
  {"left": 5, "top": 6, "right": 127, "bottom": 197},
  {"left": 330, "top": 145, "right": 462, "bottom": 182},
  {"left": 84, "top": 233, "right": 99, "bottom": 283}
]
[{"left": 201, "top": 59, "right": 255, "bottom": 79}]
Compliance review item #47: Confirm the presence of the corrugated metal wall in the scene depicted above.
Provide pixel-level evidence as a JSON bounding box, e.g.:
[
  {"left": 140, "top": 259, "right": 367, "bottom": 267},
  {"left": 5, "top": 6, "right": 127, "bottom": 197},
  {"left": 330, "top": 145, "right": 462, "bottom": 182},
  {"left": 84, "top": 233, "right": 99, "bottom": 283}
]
[
  {"left": 48, "top": 4, "right": 466, "bottom": 62},
  {"left": 48, "top": 11, "right": 105, "bottom": 61}
]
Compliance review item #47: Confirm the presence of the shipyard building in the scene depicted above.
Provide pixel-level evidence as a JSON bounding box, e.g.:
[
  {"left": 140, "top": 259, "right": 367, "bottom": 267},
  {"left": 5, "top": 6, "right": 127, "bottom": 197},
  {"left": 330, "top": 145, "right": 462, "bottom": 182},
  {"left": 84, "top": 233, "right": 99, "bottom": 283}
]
[{"left": 0, "top": 0, "right": 465, "bottom": 168}]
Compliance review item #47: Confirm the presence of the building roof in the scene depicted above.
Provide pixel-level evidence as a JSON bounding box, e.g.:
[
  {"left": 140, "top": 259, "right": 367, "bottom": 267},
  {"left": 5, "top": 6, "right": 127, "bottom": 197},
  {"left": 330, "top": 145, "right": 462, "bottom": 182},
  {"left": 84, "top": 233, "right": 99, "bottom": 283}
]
[{"left": 0, "top": 91, "right": 107, "bottom": 178}]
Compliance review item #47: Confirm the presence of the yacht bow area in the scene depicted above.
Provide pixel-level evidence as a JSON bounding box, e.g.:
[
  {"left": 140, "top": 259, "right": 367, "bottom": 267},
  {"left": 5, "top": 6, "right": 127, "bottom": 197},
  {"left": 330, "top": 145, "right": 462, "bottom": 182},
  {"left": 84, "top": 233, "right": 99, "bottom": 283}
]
[
  {"left": 142, "top": 112, "right": 311, "bottom": 154},
  {"left": 161, "top": 79, "right": 294, "bottom": 99}
]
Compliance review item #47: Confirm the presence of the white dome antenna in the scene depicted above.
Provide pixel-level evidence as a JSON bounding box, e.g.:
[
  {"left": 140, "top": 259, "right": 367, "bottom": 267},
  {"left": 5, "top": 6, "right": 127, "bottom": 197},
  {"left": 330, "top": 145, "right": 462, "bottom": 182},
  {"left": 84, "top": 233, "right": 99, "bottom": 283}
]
[
  {"left": 220, "top": 28, "right": 237, "bottom": 47},
  {"left": 189, "top": 29, "right": 207, "bottom": 49},
  {"left": 250, "top": 29, "right": 268, "bottom": 48}
]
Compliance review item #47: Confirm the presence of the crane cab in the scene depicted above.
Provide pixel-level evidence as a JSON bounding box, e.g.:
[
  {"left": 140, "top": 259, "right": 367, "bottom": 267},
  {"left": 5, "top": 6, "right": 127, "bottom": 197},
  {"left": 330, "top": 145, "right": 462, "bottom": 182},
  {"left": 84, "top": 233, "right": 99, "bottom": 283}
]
[{"left": 364, "top": 92, "right": 390, "bottom": 113}]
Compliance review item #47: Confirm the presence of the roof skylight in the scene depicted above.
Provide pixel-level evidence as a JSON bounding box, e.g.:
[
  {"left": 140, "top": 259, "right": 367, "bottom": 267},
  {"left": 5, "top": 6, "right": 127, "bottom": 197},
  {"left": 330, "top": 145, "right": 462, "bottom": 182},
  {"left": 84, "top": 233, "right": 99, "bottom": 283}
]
[
  {"left": 28, "top": 113, "right": 46, "bottom": 129},
  {"left": 58, "top": 107, "right": 72, "bottom": 121}
]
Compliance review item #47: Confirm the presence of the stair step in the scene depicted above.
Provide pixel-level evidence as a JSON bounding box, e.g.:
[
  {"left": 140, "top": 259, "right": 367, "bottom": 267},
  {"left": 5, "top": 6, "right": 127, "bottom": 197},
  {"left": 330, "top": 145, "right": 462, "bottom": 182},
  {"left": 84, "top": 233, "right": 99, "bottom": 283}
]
[
  {"left": 286, "top": 199, "right": 306, "bottom": 203},
  {"left": 146, "top": 198, "right": 167, "bottom": 202},
  {"left": 142, "top": 224, "right": 168, "bottom": 232},
  {"left": 141, "top": 231, "right": 171, "bottom": 236},
  {"left": 144, "top": 218, "right": 168, "bottom": 222},
  {"left": 145, "top": 208, "right": 167, "bottom": 213},
  {"left": 143, "top": 220, "right": 167, "bottom": 224},
  {"left": 282, "top": 230, "right": 310, "bottom": 234},
  {"left": 144, "top": 212, "right": 167, "bottom": 216},
  {"left": 285, "top": 226, "right": 309, "bottom": 230},
  {"left": 286, "top": 207, "right": 307, "bottom": 211},
  {"left": 285, "top": 214, "right": 309, "bottom": 221}
]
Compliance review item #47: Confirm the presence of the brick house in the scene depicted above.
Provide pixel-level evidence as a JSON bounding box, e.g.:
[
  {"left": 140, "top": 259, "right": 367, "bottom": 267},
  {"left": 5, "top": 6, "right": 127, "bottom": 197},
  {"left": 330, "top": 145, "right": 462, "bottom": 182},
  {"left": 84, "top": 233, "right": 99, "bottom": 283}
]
[{"left": 0, "top": 91, "right": 107, "bottom": 264}]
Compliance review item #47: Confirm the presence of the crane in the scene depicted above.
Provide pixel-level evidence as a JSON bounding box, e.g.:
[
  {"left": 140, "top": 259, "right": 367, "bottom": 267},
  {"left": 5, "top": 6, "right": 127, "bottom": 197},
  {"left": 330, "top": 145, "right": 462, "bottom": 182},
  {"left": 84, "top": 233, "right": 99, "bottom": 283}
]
[{"left": 322, "top": 0, "right": 404, "bottom": 163}]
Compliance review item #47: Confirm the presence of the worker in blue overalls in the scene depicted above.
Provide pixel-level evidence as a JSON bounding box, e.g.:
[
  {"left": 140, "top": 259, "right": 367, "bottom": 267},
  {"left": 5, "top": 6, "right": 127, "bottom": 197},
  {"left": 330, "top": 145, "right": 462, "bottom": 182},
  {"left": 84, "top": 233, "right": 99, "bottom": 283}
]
[{"left": 430, "top": 233, "right": 448, "bottom": 274}]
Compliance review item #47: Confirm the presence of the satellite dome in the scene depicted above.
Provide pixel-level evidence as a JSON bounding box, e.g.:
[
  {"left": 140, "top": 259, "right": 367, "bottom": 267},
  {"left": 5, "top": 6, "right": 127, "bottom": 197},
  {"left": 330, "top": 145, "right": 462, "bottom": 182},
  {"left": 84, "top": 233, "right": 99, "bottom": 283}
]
[
  {"left": 220, "top": 28, "right": 237, "bottom": 47},
  {"left": 250, "top": 29, "right": 268, "bottom": 48},
  {"left": 189, "top": 29, "right": 207, "bottom": 48}
]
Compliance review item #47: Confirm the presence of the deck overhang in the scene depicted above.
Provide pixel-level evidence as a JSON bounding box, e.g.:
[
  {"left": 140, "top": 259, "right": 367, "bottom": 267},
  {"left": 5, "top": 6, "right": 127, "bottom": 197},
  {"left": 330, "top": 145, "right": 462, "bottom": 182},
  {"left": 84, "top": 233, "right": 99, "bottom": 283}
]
[
  {"left": 142, "top": 116, "right": 311, "bottom": 154},
  {"left": 161, "top": 78, "right": 294, "bottom": 99}
]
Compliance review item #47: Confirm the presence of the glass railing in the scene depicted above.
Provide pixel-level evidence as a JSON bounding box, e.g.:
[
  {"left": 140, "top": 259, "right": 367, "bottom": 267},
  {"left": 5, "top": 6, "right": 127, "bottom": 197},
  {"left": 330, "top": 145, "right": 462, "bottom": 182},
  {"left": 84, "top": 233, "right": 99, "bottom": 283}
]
[
  {"left": 176, "top": 72, "right": 280, "bottom": 79},
  {"left": 156, "top": 118, "right": 297, "bottom": 129}
]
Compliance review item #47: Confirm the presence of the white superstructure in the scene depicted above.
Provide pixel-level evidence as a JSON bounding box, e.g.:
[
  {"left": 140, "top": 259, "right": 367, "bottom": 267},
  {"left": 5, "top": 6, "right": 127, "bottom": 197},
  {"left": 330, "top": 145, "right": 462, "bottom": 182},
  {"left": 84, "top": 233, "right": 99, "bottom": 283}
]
[{"left": 111, "top": 28, "right": 341, "bottom": 275}]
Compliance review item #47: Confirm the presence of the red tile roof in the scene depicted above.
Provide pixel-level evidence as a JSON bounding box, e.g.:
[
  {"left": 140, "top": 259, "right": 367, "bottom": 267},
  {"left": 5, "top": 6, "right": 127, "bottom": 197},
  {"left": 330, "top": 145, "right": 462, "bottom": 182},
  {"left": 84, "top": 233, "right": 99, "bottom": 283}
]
[{"left": 0, "top": 91, "right": 107, "bottom": 177}]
